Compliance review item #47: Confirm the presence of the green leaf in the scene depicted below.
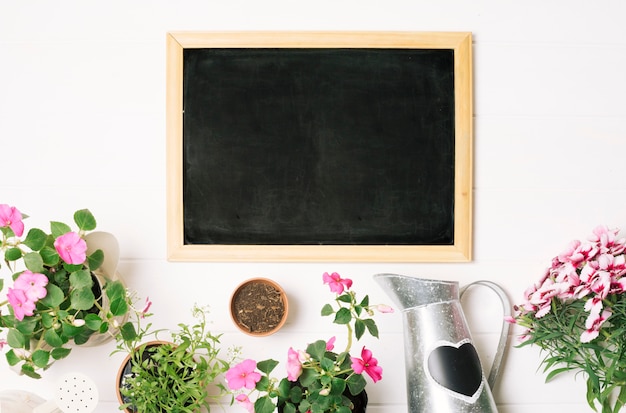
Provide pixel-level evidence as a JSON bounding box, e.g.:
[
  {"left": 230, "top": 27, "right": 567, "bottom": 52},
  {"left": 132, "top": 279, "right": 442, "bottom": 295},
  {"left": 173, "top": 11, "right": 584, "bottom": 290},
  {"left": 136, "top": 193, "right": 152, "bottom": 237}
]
[
  {"left": 337, "top": 293, "right": 352, "bottom": 303},
  {"left": 74, "top": 209, "right": 96, "bottom": 231},
  {"left": 50, "top": 347, "right": 71, "bottom": 360},
  {"left": 354, "top": 319, "right": 365, "bottom": 340},
  {"left": 321, "top": 303, "right": 334, "bottom": 317},
  {"left": 23, "top": 228, "right": 47, "bottom": 251},
  {"left": 362, "top": 318, "right": 379, "bottom": 338},
  {"left": 70, "top": 287, "right": 95, "bottom": 311},
  {"left": 359, "top": 294, "right": 369, "bottom": 307},
  {"left": 87, "top": 249, "right": 104, "bottom": 271},
  {"left": 44, "top": 329, "right": 65, "bottom": 347},
  {"left": 15, "top": 318, "right": 36, "bottom": 336},
  {"left": 21, "top": 364, "right": 41, "bottom": 379},
  {"left": 119, "top": 321, "right": 137, "bottom": 341},
  {"left": 5, "top": 349, "right": 21, "bottom": 366},
  {"left": 69, "top": 269, "right": 93, "bottom": 289},
  {"left": 254, "top": 396, "right": 276, "bottom": 413},
  {"left": 105, "top": 281, "right": 126, "bottom": 301},
  {"left": 333, "top": 307, "right": 352, "bottom": 325},
  {"left": 39, "top": 283, "right": 65, "bottom": 308},
  {"left": 346, "top": 373, "right": 367, "bottom": 395},
  {"left": 50, "top": 222, "right": 71, "bottom": 238},
  {"left": 23, "top": 252, "right": 44, "bottom": 273},
  {"left": 7, "top": 329, "right": 25, "bottom": 348},
  {"left": 109, "top": 297, "right": 129, "bottom": 317},
  {"left": 257, "top": 359, "right": 279, "bottom": 375},
  {"left": 31, "top": 350, "right": 50, "bottom": 368},
  {"left": 39, "top": 246, "right": 60, "bottom": 267},
  {"left": 84, "top": 313, "right": 102, "bottom": 330},
  {"left": 306, "top": 340, "right": 327, "bottom": 361},
  {"left": 4, "top": 247, "right": 23, "bottom": 262}
]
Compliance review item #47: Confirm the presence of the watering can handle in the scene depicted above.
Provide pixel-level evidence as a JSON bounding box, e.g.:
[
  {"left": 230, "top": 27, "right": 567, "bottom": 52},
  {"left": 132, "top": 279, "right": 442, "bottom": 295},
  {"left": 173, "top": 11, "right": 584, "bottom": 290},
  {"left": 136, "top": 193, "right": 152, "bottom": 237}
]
[{"left": 459, "top": 280, "right": 512, "bottom": 391}]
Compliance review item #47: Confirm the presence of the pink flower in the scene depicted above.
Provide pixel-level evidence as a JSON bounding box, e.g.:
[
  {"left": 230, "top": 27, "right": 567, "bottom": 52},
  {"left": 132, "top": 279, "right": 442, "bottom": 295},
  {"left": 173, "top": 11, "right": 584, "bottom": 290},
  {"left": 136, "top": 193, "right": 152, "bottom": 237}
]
[
  {"left": 374, "top": 304, "right": 394, "bottom": 313},
  {"left": 54, "top": 232, "right": 87, "bottom": 264},
  {"left": 350, "top": 346, "right": 383, "bottom": 383},
  {"left": 0, "top": 204, "right": 24, "bottom": 237},
  {"left": 235, "top": 394, "right": 254, "bottom": 413},
  {"left": 323, "top": 272, "right": 352, "bottom": 294},
  {"left": 581, "top": 308, "right": 612, "bottom": 343},
  {"left": 141, "top": 297, "right": 152, "bottom": 318},
  {"left": 225, "top": 359, "right": 262, "bottom": 390},
  {"left": 286, "top": 347, "right": 303, "bottom": 381},
  {"left": 7, "top": 288, "right": 36, "bottom": 321},
  {"left": 326, "top": 336, "right": 336, "bottom": 351},
  {"left": 0, "top": 338, "right": 7, "bottom": 350},
  {"left": 13, "top": 270, "right": 48, "bottom": 302}
]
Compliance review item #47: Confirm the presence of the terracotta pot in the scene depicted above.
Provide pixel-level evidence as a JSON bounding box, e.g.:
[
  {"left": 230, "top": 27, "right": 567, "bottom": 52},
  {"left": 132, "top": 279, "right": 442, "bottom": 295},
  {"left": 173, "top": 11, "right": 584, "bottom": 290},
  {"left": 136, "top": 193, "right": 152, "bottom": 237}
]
[{"left": 230, "top": 278, "right": 288, "bottom": 336}]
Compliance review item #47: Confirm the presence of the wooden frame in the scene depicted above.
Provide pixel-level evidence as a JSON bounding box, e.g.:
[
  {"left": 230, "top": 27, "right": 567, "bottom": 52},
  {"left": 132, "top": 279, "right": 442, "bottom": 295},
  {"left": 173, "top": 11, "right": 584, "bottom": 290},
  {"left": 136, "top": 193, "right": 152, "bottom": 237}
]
[{"left": 166, "top": 31, "right": 472, "bottom": 262}]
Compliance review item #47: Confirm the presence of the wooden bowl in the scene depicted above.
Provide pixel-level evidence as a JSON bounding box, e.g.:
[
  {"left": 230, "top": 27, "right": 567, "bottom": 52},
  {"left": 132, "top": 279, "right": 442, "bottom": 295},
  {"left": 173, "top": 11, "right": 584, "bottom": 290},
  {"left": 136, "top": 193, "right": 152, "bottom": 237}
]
[{"left": 230, "top": 278, "right": 288, "bottom": 337}]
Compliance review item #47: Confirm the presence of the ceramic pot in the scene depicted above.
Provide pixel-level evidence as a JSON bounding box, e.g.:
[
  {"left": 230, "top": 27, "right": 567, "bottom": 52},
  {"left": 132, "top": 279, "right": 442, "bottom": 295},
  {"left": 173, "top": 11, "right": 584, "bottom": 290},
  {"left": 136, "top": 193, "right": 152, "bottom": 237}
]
[{"left": 230, "top": 278, "right": 288, "bottom": 336}]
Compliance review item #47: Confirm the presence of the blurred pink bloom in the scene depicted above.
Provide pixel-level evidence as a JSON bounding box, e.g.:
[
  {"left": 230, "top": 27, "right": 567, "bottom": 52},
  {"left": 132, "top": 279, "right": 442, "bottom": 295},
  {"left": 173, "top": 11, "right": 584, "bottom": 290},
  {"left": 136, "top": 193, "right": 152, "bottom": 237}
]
[
  {"left": 235, "top": 394, "right": 254, "bottom": 413},
  {"left": 374, "top": 304, "right": 394, "bottom": 313},
  {"left": 322, "top": 272, "right": 352, "bottom": 294},
  {"left": 13, "top": 270, "right": 48, "bottom": 302},
  {"left": 286, "top": 347, "right": 303, "bottom": 381},
  {"left": 325, "top": 336, "right": 336, "bottom": 351},
  {"left": 0, "top": 338, "right": 6, "bottom": 350},
  {"left": 0, "top": 204, "right": 24, "bottom": 237},
  {"left": 351, "top": 346, "right": 382, "bottom": 383},
  {"left": 54, "top": 232, "right": 87, "bottom": 264},
  {"left": 225, "top": 359, "right": 261, "bottom": 390},
  {"left": 581, "top": 308, "right": 612, "bottom": 343},
  {"left": 7, "top": 288, "right": 36, "bottom": 321},
  {"left": 141, "top": 297, "right": 152, "bottom": 318}
]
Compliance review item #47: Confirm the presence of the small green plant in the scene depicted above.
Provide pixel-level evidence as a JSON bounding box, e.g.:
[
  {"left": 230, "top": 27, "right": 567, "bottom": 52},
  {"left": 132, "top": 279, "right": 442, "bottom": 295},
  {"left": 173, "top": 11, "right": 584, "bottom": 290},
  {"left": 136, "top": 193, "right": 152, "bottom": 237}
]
[{"left": 115, "top": 303, "right": 236, "bottom": 413}]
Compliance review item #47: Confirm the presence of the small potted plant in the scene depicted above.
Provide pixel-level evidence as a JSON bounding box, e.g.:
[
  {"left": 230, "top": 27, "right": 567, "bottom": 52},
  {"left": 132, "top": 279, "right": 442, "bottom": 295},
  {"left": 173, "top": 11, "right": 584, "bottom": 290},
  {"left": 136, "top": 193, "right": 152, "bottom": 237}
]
[
  {"left": 0, "top": 204, "right": 131, "bottom": 378},
  {"left": 226, "top": 272, "right": 393, "bottom": 413},
  {"left": 230, "top": 278, "right": 288, "bottom": 337},
  {"left": 508, "top": 225, "right": 626, "bottom": 413},
  {"left": 114, "top": 301, "right": 236, "bottom": 413}
]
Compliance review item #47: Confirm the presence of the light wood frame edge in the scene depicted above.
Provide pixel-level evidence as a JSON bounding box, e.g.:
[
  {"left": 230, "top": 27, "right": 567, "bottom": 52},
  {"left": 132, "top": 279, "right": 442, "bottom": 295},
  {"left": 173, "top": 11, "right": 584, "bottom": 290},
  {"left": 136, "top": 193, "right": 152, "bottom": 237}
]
[{"left": 166, "top": 31, "right": 473, "bottom": 262}]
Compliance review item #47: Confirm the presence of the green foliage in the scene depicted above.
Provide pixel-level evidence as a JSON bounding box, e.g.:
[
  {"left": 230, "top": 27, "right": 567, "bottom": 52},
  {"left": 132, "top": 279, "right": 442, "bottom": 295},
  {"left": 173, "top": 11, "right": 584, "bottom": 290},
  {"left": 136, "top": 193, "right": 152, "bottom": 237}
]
[{"left": 114, "top": 304, "right": 236, "bottom": 413}]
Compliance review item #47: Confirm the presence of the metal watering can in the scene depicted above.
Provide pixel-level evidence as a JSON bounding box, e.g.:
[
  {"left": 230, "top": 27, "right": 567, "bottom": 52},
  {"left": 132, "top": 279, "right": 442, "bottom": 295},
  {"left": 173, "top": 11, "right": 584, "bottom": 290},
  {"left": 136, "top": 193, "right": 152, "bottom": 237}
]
[{"left": 373, "top": 274, "right": 511, "bottom": 413}]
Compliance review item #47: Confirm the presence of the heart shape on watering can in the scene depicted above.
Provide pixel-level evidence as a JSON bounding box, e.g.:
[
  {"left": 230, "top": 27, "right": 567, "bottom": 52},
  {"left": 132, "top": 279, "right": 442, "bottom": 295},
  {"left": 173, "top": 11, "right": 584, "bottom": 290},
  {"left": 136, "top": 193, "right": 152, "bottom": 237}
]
[{"left": 426, "top": 341, "right": 483, "bottom": 398}]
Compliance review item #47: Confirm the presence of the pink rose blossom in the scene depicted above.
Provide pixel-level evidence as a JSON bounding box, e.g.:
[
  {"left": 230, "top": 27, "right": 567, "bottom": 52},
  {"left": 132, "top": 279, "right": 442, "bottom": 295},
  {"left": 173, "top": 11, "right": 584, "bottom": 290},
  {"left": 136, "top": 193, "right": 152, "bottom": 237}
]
[
  {"left": 225, "top": 359, "right": 262, "bottom": 390},
  {"left": 13, "top": 270, "right": 48, "bottom": 302},
  {"left": 54, "top": 232, "right": 87, "bottom": 264},
  {"left": 0, "top": 204, "right": 24, "bottom": 237},
  {"left": 350, "top": 346, "right": 383, "bottom": 383},
  {"left": 323, "top": 272, "right": 352, "bottom": 294},
  {"left": 286, "top": 347, "right": 303, "bottom": 381},
  {"left": 7, "top": 288, "right": 36, "bottom": 321}
]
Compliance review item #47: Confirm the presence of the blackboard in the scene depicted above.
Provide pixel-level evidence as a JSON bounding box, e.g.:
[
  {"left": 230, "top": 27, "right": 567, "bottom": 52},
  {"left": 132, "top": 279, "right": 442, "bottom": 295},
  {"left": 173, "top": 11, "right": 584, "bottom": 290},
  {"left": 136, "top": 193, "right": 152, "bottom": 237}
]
[{"left": 166, "top": 32, "right": 473, "bottom": 262}]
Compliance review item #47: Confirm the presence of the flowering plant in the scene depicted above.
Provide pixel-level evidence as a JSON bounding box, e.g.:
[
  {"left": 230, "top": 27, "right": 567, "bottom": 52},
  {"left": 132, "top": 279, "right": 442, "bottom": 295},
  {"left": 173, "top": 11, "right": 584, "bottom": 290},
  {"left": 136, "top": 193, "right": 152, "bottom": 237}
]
[
  {"left": 0, "top": 204, "right": 131, "bottom": 378},
  {"left": 226, "top": 272, "right": 393, "bottom": 413},
  {"left": 509, "top": 226, "right": 626, "bottom": 413},
  {"left": 114, "top": 300, "right": 236, "bottom": 413}
]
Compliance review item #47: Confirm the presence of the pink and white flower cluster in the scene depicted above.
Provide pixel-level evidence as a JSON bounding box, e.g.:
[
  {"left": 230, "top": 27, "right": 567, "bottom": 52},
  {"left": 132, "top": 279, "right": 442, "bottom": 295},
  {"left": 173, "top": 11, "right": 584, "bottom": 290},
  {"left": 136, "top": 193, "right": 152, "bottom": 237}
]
[
  {"left": 512, "top": 225, "right": 626, "bottom": 343},
  {"left": 6, "top": 270, "right": 48, "bottom": 321}
]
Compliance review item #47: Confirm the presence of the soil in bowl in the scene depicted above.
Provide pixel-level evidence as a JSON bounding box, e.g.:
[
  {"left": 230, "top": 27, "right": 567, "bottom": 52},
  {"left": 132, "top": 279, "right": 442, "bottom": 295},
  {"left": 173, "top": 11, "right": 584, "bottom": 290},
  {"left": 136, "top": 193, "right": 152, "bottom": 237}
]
[{"left": 232, "top": 280, "right": 286, "bottom": 335}]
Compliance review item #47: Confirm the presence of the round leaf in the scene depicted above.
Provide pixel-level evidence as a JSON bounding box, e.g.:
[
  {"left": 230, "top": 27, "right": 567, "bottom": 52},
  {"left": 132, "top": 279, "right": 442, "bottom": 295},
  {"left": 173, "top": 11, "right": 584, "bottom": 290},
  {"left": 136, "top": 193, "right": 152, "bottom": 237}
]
[
  {"left": 69, "top": 269, "right": 93, "bottom": 289},
  {"left": 39, "top": 283, "right": 65, "bottom": 308},
  {"left": 44, "top": 329, "right": 65, "bottom": 347},
  {"left": 74, "top": 209, "right": 96, "bottom": 231},
  {"left": 109, "top": 297, "right": 129, "bottom": 317},
  {"left": 31, "top": 349, "right": 51, "bottom": 368},
  {"left": 51, "top": 347, "right": 71, "bottom": 360},
  {"left": 50, "top": 222, "right": 71, "bottom": 238},
  {"left": 333, "top": 307, "right": 352, "bottom": 325},
  {"left": 23, "top": 252, "right": 44, "bottom": 273},
  {"left": 23, "top": 228, "right": 47, "bottom": 251},
  {"left": 70, "top": 287, "right": 95, "bottom": 311},
  {"left": 4, "top": 247, "right": 23, "bottom": 262}
]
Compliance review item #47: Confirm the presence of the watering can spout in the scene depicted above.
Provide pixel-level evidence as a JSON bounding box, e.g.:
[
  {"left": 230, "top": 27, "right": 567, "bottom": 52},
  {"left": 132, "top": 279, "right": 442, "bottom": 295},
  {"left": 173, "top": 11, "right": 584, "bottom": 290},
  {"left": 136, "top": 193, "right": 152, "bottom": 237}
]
[{"left": 373, "top": 273, "right": 510, "bottom": 413}]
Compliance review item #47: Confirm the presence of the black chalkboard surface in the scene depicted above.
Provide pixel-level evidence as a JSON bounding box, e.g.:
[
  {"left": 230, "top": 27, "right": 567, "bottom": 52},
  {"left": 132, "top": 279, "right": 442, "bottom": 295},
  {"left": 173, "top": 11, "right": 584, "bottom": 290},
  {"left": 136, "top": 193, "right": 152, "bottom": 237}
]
[{"left": 166, "top": 32, "right": 472, "bottom": 262}]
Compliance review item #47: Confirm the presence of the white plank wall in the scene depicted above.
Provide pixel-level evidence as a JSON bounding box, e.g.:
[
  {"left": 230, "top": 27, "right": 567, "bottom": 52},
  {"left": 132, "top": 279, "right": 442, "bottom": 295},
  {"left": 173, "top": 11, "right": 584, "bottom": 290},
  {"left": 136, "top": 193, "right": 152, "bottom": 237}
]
[{"left": 2, "top": 1, "right": 626, "bottom": 412}]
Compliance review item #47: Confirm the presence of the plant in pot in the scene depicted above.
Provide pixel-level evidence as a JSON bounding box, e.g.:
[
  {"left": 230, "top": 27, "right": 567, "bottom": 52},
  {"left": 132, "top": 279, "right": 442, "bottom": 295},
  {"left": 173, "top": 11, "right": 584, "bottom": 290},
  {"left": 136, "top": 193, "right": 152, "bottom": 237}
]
[
  {"left": 508, "top": 225, "right": 626, "bottom": 413},
  {"left": 114, "top": 302, "right": 237, "bottom": 413},
  {"left": 226, "top": 272, "right": 393, "bottom": 413},
  {"left": 0, "top": 204, "right": 131, "bottom": 378}
]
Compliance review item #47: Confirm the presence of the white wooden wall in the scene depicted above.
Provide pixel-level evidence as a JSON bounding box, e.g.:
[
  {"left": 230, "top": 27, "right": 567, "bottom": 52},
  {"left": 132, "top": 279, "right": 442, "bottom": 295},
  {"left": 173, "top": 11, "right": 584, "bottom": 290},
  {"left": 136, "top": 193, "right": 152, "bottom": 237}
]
[{"left": 1, "top": 1, "right": 626, "bottom": 412}]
